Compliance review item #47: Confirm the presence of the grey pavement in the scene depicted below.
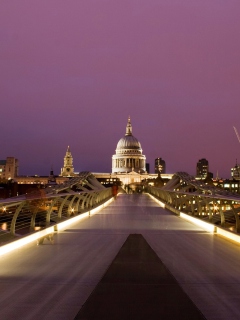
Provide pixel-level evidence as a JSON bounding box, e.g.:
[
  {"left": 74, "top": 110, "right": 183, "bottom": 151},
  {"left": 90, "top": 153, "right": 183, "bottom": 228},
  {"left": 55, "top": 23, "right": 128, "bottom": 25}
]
[{"left": 0, "top": 194, "right": 240, "bottom": 319}]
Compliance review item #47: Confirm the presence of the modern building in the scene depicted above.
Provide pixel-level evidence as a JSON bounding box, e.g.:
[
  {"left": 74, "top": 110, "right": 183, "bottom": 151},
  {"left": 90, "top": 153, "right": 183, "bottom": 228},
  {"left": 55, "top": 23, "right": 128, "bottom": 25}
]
[
  {"left": 196, "top": 158, "right": 209, "bottom": 179},
  {"left": 0, "top": 157, "right": 19, "bottom": 180},
  {"left": 112, "top": 117, "right": 146, "bottom": 174},
  {"left": 154, "top": 158, "right": 166, "bottom": 174},
  {"left": 60, "top": 146, "right": 75, "bottom": 177}
]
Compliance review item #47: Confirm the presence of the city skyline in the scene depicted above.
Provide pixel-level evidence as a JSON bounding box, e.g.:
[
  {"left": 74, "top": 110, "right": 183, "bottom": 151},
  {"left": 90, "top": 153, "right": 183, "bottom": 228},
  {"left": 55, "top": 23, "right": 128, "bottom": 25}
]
[
  {"left": 1, "top": 117, "right": 238, "bottom": 179},
  {"left": 1, "top": 1, "right": 240, "bottom": 178}
]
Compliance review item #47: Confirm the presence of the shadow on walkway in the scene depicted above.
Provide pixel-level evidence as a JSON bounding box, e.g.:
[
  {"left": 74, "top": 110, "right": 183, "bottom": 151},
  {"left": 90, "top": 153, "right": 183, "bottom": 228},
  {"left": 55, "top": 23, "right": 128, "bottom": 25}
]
[{"left": 75, "top": 234, "right": 206, "bottom": 320}]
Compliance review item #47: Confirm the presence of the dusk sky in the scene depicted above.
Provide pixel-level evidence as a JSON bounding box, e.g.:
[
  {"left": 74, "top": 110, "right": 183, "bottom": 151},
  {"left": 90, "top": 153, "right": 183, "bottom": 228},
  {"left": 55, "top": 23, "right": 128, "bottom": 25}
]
[{"left": 1, "top": 1, "right": 240, "bottom": 178}]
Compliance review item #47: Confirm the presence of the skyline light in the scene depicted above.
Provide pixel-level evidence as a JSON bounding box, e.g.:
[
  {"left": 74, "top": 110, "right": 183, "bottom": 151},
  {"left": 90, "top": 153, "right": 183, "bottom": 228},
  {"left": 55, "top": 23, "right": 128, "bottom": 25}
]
[{"left": 1, "top": 1, "right": 240, "bottom": 178}]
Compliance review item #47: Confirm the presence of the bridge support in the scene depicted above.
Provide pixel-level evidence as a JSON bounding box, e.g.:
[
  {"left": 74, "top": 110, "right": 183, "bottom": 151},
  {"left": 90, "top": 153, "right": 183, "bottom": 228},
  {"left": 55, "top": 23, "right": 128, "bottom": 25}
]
[
  {"left": 10, "top": 202, "right": 26, "bottom": 236},
  {"left": 230, "top": 204, "right": 240, "bottom": 233}
]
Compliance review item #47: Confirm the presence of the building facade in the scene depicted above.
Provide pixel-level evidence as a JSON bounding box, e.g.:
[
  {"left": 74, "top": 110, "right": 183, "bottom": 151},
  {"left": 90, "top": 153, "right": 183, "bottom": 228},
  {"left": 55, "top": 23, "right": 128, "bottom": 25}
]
[
  {"left": 154, "top": 157, "right": 166, "bottom": 174},
  {"left": 0, "top": 157, "right": 19, "bottom": 180},
  {"left": 14, "top": 175, "right": 67, "bottom": 185},
  {"left": 112, "top": 117, "right": 146, "bottom": 173},
  {"left": 196, "top": 158, "right": 209, "bottom": 179}
]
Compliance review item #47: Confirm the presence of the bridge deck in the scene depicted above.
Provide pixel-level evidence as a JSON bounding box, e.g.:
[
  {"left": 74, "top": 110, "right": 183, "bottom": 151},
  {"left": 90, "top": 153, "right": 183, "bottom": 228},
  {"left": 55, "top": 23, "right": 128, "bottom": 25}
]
[
  {"left": 1, "top": 194, "right": 240, "bottom": 319},
  {"left": 75, "top": 233, "right": 206, "bottom": 320}
]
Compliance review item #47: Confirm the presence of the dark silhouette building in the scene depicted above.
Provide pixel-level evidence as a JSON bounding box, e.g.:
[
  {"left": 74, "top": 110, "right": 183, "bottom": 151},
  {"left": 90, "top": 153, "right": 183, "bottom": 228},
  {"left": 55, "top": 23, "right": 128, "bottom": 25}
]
[
  {"left": 155, "top": 158, "right": 166, "bottom": 174},
  {"left": 146, "top": 163, "right": 150, "bottom": 173},
  {"left": 196, "top": 158, "right": 209, "bottom": 179}
]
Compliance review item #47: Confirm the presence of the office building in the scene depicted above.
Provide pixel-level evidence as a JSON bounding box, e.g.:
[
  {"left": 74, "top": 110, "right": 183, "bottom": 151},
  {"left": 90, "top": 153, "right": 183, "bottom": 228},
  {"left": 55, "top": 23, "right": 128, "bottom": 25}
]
[{"left": 196, "top": 158, "right": 208, "bottom": 179}]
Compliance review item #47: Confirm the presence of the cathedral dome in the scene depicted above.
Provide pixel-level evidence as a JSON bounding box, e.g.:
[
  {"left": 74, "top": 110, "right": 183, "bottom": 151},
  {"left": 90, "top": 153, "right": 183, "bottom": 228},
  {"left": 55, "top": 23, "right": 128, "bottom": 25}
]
[
  {"left": 115, "top": 117, "right": 142, "bottom": 154},
  {"left": 116, "top": 135, "right": 142, "bottom": 151},
  {"left": 112, "top": 117, "right": 146, "bottom": 174}
]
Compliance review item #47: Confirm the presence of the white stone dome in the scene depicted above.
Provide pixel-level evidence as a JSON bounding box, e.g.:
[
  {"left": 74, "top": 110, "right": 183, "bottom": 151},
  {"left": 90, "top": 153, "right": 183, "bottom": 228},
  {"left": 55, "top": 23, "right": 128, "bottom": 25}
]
[
  {"left": 116, "top": 135, "right": 142, "bottom": 151},
  {"left": 112, "top": 117, "right": 146, "bottom": 174}
]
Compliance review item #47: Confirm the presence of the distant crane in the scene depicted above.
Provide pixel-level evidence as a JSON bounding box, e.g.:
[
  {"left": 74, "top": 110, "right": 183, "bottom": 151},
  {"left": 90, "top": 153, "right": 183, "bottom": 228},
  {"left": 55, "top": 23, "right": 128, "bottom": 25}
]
[
  {"left": 233, "top": 126, "right": 240, "bottom": 143},
  {"left": 233, "top": 126, "right": 240, "bottom": 179}
]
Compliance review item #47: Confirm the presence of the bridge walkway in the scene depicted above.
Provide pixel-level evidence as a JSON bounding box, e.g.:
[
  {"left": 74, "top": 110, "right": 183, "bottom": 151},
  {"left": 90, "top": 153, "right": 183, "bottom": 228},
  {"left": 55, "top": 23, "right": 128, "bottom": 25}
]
[{"left": 1, "top": 194, "right": 240, "bottom": 319}]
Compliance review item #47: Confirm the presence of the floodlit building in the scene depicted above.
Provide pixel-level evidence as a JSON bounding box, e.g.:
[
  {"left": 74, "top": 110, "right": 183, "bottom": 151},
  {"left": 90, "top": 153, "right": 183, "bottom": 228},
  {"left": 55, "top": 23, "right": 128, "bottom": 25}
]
[
  {"left": 112, "top": 117, "right": 146, "bottom": 174},
  {"left": 14, "top": 175, "right": 67, "bottom": 185},
  {"left": 0, "top": 157, "right": 19, "bottom": 180},
  {"left": 231, "top": 162, "right": 240, "bottom": 180}
]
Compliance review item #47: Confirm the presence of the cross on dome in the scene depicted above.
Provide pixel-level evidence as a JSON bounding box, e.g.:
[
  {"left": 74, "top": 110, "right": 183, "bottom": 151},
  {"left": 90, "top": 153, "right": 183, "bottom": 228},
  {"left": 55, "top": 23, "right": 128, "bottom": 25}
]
[{"left": 125, "top": 116, "right": 132, "bottom": 136}]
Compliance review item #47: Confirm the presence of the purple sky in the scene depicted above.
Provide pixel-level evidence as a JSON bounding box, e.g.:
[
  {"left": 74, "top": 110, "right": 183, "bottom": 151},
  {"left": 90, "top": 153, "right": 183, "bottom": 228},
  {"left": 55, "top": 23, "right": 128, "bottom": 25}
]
[{"left": 1, "top": 1, "right": 240, "bottom": 178}]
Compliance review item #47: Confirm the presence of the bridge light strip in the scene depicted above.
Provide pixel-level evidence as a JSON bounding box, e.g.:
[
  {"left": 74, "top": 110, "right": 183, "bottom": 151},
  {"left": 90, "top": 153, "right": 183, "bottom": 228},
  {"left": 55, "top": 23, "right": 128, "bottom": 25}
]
[
  {"left": 55, "top": 198, "right": 114, "bottom": 231},
  {"left": 0, "top": 226, "right": 55, "bottom": 257},
  {"left": 56, "top": 211, "right": 90, "bottom": 232},
  {"left": 216, "top": 227, "right": 240, "bottom": 244},
  {"left": 148, "top": 193, "right": 215, "bottom": 233},
  {"left": 55, "top": 197, "right": 114, "bottom": 231},
  {"left": 90, "top": 197, "right": 114, "bottom": 215},
  {"left": 179, "top": 212, "right": 216, "bottom": 233},
  {"left": 148, "top": 193, "right": 240, "bottom": 244},
  {"left": 0, "top": 196, "right": 114, "bottom": 256},
  {"left": 148, "top": 194, "right": 165, "bottom": 208}
]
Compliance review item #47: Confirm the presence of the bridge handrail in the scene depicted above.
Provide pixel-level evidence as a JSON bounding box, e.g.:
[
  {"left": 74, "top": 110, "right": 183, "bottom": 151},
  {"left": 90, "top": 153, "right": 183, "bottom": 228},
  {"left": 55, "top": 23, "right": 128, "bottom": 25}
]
[
  {"left": 0, "top": 172, "right": 114, "bottom": 245},
  {"left": 147, "top": 173, "right": 240, "bottom": 233}
]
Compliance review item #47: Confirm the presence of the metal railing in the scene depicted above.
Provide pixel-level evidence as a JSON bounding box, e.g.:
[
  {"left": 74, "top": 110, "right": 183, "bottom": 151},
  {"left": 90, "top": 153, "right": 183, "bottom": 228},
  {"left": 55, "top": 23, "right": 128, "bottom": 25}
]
[
  {"left": 147, "top": 172, "right": 240, "bottom": 232},
  {"left": 0, "top": 173, "right": 113, "bottom": 245}
]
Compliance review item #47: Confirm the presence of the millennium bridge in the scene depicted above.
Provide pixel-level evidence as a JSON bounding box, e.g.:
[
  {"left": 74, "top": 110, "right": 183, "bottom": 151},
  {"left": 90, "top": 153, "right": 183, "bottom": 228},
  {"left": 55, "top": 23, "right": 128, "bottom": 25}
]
[{"left": 1, "top": 172, "right": 240, "bottom": 319}]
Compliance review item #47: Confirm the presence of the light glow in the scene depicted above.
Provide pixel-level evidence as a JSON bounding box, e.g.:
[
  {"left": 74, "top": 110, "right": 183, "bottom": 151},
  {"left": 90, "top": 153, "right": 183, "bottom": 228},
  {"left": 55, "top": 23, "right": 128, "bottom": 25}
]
[
  {"left": 180, "top": 212, "right": 216, "bottom": 233},
  {"left": 89, "top": 197, "right": 114, "bottom": 215},
  {"left": 55, "top": 211, "right": 90, "bottom": 231},
  {"left": 55, "top": 197, "right": 114, "bottom": 230},
  {"left": 217, "top": 227, "right": 240, "bottom": 244},
  {"left": 148, "top": 194, "right": 165, "bottom": 208},
  {"left": 0, "top": 226, "right": 54, "bottom": 257}
]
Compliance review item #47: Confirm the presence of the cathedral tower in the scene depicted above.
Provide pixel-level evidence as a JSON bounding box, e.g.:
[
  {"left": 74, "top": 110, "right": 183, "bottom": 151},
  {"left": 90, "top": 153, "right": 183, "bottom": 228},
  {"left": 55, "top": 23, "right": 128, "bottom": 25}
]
[{"left": 60, "top": 146, "right": 75, "bottom": 176}]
